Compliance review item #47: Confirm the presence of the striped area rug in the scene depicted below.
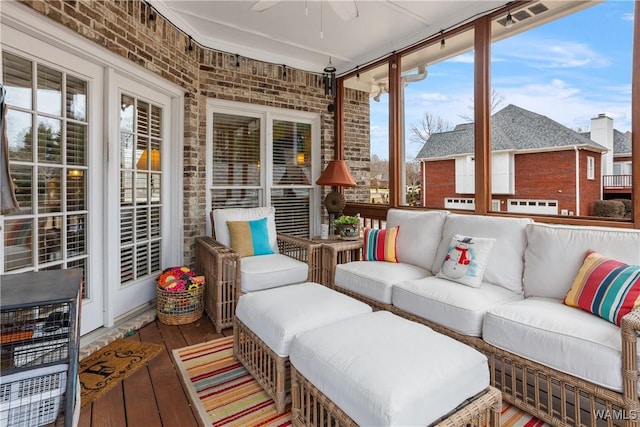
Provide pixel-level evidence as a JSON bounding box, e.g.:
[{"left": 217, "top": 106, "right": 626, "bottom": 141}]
[{"left": 173, "top": 336, "right": 548, "bottom": 427}]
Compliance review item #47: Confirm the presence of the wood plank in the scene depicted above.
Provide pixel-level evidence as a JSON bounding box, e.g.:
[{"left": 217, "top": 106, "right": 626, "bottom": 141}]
[
  {"left": 157, "top": 320, "right": 190, "bottom": 350},
  {"left": 90, "top": 382, "right": 127, "bottom": 427},
  {"left": 123, "top": 365, "right": 162, "bottom": 427},
  {"left": 139, "top": 320, "right": 200, "bottom": 427},
  {"left": 81, "top": 319, "right": 218, "bottom": 426},
  {"left": 121, "top": 330, "right": 162, "bottom": 427},
  {"left": 195, "top": 315, "right": 222, "bottom": 342},
  {"left": 78, "top": 404, "right": 92, "bottom": 427},
  {"left": 178, "top": 319, "right": 208, "bottom": 346}
]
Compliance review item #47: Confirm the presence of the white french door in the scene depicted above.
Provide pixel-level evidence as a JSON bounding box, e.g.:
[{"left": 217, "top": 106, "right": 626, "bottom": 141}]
[
  {"left": 105, "top": 72, "right": 179, "bottom": 323},
  {"left": 2, "top": 4, "right": 184, "bottom": 333},
  {"left": 1, "top": 26, "right": 105, "bottom": 335}
]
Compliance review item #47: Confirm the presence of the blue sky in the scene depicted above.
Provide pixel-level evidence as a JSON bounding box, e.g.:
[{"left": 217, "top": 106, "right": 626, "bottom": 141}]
[{"left": 371, "top": 1, "right": 635, "bottom": 160}]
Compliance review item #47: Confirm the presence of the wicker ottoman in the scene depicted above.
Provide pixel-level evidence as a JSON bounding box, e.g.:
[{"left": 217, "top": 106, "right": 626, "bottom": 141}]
[
  {"left": 233, "top": 282, "right": 372, "bottom": 413},
  {"left": 289, "top": 311, "right": 501, "bottom": 427}
]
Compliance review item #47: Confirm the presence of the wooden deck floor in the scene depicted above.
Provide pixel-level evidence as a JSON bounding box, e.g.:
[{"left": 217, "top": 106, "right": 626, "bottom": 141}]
[{"left": 78, "top": 316, "right": 232, "bottom": 427}]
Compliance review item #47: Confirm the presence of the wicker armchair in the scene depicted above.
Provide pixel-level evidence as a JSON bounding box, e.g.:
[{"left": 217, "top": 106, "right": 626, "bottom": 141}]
[{"left": 195, "top": 207, "right": 321, "bottom": 332}]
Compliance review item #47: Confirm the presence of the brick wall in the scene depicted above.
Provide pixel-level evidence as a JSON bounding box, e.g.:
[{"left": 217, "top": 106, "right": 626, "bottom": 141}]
[
  {"left": 578, "top": 150, "right": 602, "bottom": 216},
  {"left": 18, "top": 0, "right": 367, "bottom": 265},
  {"left": 424, "top": 150, "right": 603, "bottom": 215},
  {"left": 343, "top": 87, "right": 371, "bottom": 204},
  {"left": 514, "top": 150, "right": 578, "bottom": 214},
  {"left": 424, "top": 159, "right": 456, "bottom": 208}
]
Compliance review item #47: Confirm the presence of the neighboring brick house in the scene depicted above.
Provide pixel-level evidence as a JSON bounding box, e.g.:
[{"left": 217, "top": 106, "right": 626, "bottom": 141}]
[{"left": 416, "top": 104, "right": 609, "bottom": 216}]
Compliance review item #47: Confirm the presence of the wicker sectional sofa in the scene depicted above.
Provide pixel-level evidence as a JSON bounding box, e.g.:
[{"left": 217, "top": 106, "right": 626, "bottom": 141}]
[{"left": 326, "top": 209, "right": 640, "bottom": 426}]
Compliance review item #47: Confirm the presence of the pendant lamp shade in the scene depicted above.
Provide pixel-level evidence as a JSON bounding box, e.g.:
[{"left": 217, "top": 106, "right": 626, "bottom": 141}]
[
  {"left": 137, "top": 148, "right": 161, "bottom": 171},
  {"left": 316, "top": 160, "right": 356, "bottom": 214},
  {"left": 316, "top": 160, "right": 356, "bottom": 187}
]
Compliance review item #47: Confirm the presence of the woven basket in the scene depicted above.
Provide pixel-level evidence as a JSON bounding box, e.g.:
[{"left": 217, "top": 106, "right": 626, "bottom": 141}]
[{"left": 156, "top": 285, "right": 204, "bottom": 325}]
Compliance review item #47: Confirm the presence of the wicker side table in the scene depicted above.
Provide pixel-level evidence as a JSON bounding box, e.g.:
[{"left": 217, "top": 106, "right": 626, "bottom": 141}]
[{"left": 312, "top": 237, "right": 362, "bottom": 287}]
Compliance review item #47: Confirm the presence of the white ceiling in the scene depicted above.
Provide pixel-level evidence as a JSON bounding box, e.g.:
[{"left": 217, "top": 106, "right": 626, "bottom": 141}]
[{"left": 149, "top": 0, "right": 509, "bottom": 76}]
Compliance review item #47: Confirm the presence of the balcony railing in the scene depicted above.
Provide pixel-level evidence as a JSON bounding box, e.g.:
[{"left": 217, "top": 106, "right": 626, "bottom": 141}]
[{"left": 603, "top": 174, "right": 632, "bottom": 189}]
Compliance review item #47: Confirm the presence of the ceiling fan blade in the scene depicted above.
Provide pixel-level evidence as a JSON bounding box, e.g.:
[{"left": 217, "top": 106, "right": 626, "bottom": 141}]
[
  {"left": 328, "top": 0, "right": 359, "bottom": 21},
  {"left": 251, "top": 0, "right": 281, "bottom": 13}
]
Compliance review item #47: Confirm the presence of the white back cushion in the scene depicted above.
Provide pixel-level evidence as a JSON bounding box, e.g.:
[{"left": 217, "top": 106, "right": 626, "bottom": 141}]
[
  {"left": 212, "top": 207, "right": 279, "bottom": 254},
  {"left": 524, "top": 223, "right": 640, "bottom": 299},
  {"left": 433, "top": 214, "right": 532, "bottom": 293},
  {"left": 386, "top": 209, "right": 449, "bottom": 271}
]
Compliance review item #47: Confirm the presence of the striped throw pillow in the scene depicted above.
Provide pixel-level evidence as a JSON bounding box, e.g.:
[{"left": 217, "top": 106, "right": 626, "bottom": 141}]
[
  {"left": 363, "top": 227, "right": 399, "bottom": 263},
  {"left": 227, "top": 218, "right": 274, "bottom": 258},
  {"left": 564, "top": 250, "right": 640, "bottom": 326}
]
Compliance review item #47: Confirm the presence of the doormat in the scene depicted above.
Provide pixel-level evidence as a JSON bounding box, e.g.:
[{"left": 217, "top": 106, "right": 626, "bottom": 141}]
[
  {"left": 79, "top": 338, "right": 163, "bottom": 407},
  {"left": 172, "top": 336, "right": 549, "bottom": 427}
]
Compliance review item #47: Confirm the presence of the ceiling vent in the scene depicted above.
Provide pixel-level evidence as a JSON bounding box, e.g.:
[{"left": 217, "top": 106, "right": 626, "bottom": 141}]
[
  {"left": 528, "top": 3, "right": 550, "bottom": 15},
  {"left": 498, "top": 2, "right": 548, "bottom": 27},
  {"left": 513, "top": 10, "right": 532, "bottom": 21}
]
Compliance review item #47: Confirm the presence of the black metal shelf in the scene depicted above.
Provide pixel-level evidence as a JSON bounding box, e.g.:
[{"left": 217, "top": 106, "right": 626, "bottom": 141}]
[{"left": 0, "top": 269, "right": 82, "bottom": 427}]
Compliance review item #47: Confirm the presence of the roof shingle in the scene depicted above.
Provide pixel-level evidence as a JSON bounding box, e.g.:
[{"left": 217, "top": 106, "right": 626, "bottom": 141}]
[{"left": 416, "top": 104, "right": 608, "bottom": 160}]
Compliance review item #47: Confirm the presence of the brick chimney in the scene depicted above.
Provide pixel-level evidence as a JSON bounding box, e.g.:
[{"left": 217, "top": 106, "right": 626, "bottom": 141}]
[{"left": 590, "top": 113, "right": 613, "bottom": 176}]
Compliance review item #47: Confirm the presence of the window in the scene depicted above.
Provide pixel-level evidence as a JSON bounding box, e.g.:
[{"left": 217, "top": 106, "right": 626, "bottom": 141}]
[
  {"left": 613, "top": 161, "right": 631, "bottom": 176},
  {"left": 206, "top": 100, "right": 319, "bottom": 238},
  {"left": 2, "top": 51, "right": 88, "bottom": 277},
  {"left": 587, "top": 156, "right": 595, "bottom": 180},
  {"left": 491, "top": 1, "right": 633, "bottom": 218},
  {"left": 401, "top": 28, "right": 476, "bottom": 208},
  {"left": 119, "top": 95, "right": 163, "bottom": 284}
]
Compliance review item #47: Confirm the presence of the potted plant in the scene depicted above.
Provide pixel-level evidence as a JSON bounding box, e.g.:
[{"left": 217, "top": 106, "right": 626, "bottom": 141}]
[{"left": 334, "top": 214, "right": 361, "bottom": 240}]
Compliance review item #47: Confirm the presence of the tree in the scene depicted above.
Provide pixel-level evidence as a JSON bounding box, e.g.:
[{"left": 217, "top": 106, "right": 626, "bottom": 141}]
[
  {"left": 405, "top": 161, "right": 420, "bottom": 187},
  {"left": 370, "top": 154, "right": 388, "bottom": 184},
  {"left": 409, "top": 113, "right": 452, "bottom": 146},
  {"left": 410, "top": 89, "right": 505, "bottom": 148},
  {"left": 458, "top": 89, "right": 505, "bottom": 122}
]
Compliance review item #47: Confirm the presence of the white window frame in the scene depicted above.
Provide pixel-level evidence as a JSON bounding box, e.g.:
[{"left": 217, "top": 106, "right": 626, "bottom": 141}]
[
  {"left": 613, "top": 160, "right": 632, "bottom": 176},
  {"left": 205, "top": 99, "right": 321, "bottom": 238},
  {"left": 587, "top": 156, "right": 595, "bottom": 180}
]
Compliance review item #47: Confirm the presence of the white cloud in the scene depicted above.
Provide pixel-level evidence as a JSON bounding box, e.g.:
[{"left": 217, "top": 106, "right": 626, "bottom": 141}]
[
  {"left": 417, "top": 92, "right": 449, "bottom": 103},
  {"left": 494, "top": 38, "right": 610, "bottom": 69},
  {"left": 496, "top": 79, "right": 631, "bottom": 132},
  {"left": 448, "top": 53, "right": 474, "bottom": 64}
]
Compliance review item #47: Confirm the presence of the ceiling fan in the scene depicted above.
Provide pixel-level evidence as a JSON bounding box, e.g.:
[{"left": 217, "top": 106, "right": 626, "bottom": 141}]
[{"left": 251, "top": 0, "right": 359, "bottom": 22}]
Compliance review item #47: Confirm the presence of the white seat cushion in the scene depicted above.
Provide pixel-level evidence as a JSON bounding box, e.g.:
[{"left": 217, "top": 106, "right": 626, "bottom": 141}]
[
  {"left": 483, "top": 297, "right": 640, "bottom": 394},
  {"left": 393, "top": 276, "right": 522, "bottom": 336},
  {"left": 240, "top": 253, "right": 308, "bottom": 292},
  {"left": 290, "top": 311, "right": 489, "bottom": 426},
  {"left": 335, "top": 260, "right": 431, "bottom": 304},
  {"left": 235, "top": 282, "right": 371, "bottom": 357}
]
